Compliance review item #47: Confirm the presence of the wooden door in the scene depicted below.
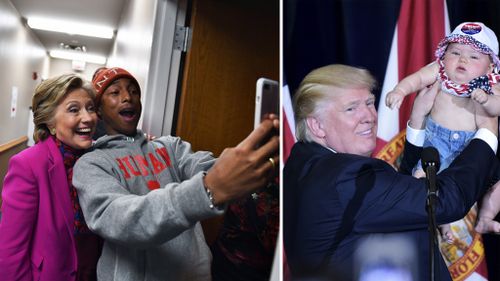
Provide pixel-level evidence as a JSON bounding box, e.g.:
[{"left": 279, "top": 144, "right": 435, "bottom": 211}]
[
  {"left": 175, "top": 0, "right": 279, "bottom": 244},
  {"left": 176, "top": 0, "right": 279, "bottom": 156}
]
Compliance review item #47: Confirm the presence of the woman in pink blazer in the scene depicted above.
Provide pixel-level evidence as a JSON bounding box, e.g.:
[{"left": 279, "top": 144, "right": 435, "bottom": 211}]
[{"left": 0, "top": 74, "right": 101, "bottom": 281}]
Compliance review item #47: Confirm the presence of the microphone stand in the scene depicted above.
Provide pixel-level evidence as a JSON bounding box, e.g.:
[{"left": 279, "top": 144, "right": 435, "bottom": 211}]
[{"left": 425, "top": 162, "right": 439, "bottom": 281}]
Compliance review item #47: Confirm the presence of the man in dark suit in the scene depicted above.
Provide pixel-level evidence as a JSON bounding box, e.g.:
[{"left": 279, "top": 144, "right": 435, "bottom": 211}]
[{"left": 283, "top": 64, "right": 499, "bottom": 281}]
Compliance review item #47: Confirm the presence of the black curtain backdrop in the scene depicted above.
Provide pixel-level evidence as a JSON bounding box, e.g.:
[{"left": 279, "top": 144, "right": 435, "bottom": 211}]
[
  {"left": 284, "top": 0, "right": 401, "bottom": 106},
  {"left": 284, "top": 0, "right": 500, "bottom": 279},
  {"left": 284, "top": 0, "right": 500, "bottom": 107},
  {"left": 285, "top": 0, "right": 400, "bottom": 106}
]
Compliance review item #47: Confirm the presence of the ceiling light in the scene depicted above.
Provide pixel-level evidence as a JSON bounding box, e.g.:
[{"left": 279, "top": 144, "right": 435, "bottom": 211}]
[
  {"left": 27, "top": 17, "right": 114, "bottom": 39},
  {"left": 49, "top": 50, "right": 106, "bottom": 65},
  {"left": 60, "top": 43, "right": 87, "bottom": 52}
]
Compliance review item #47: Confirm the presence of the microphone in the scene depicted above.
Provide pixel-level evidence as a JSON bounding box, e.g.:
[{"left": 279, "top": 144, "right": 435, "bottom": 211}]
[
  {"left": 422, "top": 146, "right": 440, "bottom": 199},
  {"left": 421, "top": 146, "right": 440, "bottom": 281}
]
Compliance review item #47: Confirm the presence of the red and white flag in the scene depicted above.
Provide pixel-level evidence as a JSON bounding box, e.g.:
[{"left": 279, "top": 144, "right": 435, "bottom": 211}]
[{"left": 375, "top": 0, "right": 447, "bottom": 153}]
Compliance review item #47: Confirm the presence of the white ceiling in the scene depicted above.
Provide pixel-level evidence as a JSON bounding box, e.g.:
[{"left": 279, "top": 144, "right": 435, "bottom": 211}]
[{"left": 10, "top": 0, "right": 128, "bottom": 58}]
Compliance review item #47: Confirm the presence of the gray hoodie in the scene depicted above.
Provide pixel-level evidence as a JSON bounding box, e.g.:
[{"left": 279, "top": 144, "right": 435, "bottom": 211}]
[{"left": 73, "top": 130, "right": 224, "bottom": 281}]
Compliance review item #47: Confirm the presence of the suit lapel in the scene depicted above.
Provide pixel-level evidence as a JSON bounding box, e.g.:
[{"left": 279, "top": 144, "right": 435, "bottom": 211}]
[{"left": 45, "top": 138, "right": 74, "bottom": 235}]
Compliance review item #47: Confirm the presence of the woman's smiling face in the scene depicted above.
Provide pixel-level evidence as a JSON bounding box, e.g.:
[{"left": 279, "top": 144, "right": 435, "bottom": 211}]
[{"left": 50, "top": 88, "right": 97, "bottom": 149}]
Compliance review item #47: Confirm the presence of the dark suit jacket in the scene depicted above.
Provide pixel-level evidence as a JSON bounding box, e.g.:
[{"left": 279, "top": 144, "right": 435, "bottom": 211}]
[{"left": 283, "top": 139, "right": 497, "bottom": 281}]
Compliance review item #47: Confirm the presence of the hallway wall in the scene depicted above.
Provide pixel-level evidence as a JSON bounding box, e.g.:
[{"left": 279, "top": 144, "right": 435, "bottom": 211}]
[
  {"left": 0, "top": 0, "right": 49, "bottom": 145},
  {"left": 0, "top": 0, "right": 157, "bottom": 148},
  {"left": 0, "top": 0, "right": 50, "bottom": 206}
]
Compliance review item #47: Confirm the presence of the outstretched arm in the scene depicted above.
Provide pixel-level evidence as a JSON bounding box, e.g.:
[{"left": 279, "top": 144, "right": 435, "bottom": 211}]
[
  {"left": 400, "top": 82, "right": 439, "bottom": 174},
  {"left": 386, "top": 62, "right": 439, "bottom": 109},
  {"left": 74, "top": 115, "right": 279, "bottom": 247},
  {"left": 205, "top": 115, "right": 279, "bottom": 205},
  {"left": 355, "top": 99, "right": 498, "bottom": 230}
]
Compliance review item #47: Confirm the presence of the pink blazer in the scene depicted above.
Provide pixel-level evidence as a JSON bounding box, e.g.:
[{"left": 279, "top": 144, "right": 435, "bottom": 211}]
[{"left": 0, "top": 137, "right": 77, "bottom": 281}]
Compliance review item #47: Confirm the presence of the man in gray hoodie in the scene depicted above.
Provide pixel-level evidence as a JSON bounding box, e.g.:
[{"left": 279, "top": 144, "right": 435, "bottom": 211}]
[{"left": 73, "top": 67, "right": 279, "bottom": 281}]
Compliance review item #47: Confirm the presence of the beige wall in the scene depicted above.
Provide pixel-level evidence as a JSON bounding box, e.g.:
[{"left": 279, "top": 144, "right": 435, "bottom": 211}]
[
  {"left": 0, "top": 0, "right": 157, "bottom": 147},
  {"left": 0, "top": 0, "right": 49, "bottom": 145}
]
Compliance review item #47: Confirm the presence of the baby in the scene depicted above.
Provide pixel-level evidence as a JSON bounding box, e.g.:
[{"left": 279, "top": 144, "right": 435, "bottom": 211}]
[{"left": 386, "top": 22, "right": 500, "bottom": 241}]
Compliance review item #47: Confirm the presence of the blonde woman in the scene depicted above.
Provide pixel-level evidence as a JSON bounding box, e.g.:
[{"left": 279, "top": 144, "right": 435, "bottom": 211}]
[{"left": 0, "top": 74, "right": 102, "bottom": 281}]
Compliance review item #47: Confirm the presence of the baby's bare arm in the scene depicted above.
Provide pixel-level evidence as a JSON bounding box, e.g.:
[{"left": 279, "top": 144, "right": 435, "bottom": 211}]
[
  {"left": 473, "top": 85, "right": 500, "bottom": 116},
  {"left": 386, "top": 62, "right": 438, "bottom": 109},
  {"left": 398, "top": 62, "right": 439, "bottom": 93}
]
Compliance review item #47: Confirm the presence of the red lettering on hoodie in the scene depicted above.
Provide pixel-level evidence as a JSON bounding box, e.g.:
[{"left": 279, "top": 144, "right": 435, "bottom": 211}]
[
  {"left": 147, "top": 180, "right": 160, "bottom": 190},
  {"left": 123, "top": 156, "right": 142, "bottom": 176},
  {"left": 116, "top": 150, "right": 171, "bottom": 181},
  {"left": 149, "top": 153, "right": 166, "bottom": 174},
  {"left": 116, "top": 158, "right": 131, "bottom": 179},
  {"left": 133, "top": 155, "right": 150, "bottom": 176},
  {"left": 156, "top": 147, "right": 172, "bottom": 167}
]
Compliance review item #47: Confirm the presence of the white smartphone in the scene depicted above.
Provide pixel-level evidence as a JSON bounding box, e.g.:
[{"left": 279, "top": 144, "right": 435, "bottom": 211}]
[{"left": 254, "top": 78, "right": 279, "bottom": 129}]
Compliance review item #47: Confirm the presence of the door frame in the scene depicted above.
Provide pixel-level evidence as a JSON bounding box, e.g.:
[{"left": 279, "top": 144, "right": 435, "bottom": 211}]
[{"left": 142, "top": 0, "right": 188, "bottom": 136}]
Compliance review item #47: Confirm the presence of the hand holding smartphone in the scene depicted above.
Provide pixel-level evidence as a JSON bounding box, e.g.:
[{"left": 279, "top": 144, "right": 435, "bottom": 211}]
[{"left": 254, "top": 78, "right": 279, "bottom": 129}]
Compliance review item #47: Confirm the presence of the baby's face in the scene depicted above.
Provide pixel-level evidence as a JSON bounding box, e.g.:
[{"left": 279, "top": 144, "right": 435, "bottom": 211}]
[{"left": 443, "top": 43, "right": 493, "bottom": 84}]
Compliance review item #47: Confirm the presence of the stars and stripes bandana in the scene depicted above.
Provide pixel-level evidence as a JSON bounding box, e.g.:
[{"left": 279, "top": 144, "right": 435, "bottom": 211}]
[{"left": 438, "top": 59, "right": 500, "bottom": 97}]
